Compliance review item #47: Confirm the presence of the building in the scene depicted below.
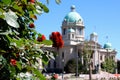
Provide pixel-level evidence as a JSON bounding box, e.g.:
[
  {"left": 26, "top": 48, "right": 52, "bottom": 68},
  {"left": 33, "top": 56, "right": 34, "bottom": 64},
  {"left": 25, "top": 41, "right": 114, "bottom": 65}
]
[{"left": 46, "top": 5, "right": 117, "bottom": 73}]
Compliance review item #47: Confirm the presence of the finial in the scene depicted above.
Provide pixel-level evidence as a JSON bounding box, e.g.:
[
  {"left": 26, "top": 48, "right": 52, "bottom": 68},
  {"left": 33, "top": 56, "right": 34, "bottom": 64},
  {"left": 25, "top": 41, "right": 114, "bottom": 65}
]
[{"left": 71, "top": 5, "right": 76, "bottom": 12}]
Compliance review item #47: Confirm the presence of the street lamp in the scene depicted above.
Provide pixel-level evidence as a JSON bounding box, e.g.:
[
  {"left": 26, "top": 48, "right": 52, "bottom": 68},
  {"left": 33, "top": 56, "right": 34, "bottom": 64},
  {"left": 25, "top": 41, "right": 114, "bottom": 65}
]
[
  {"left": 62, "top": 54, "right": 64, "bottom": 80},
  {"left": 76, "top": 50, "right": 78, "bottom": 78}
]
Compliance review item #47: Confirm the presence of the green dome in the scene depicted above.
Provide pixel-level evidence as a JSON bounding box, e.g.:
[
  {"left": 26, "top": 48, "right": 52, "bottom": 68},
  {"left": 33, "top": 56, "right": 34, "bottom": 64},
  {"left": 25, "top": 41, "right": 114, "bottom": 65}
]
[
  {"left": 104, "top": 42, "right": 112, "bottom": 49},
  {"left": 91, "top": 32, "right": 98, "bottom": 36},
  {"left": 67, "top": 28, "right": 75, "bottom": 33},
  {"left": 64, "top": 5, "right": 83, "bottom": 22}
]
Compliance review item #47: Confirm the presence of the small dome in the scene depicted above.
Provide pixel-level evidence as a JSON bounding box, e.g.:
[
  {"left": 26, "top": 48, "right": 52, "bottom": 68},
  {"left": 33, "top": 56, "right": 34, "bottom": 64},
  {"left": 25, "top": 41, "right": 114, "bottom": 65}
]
[
  {"left": 64, "top": 5, "right": 83, "bottom": 22},
  {"left": 67, "top": 28, "right": 75, "bottom": 33},
  {"left": 91, "top": 32, "right": 98, "bottom": 36},
  {"left": 104, "top": 42, "right": 112, "bottom": 49}
]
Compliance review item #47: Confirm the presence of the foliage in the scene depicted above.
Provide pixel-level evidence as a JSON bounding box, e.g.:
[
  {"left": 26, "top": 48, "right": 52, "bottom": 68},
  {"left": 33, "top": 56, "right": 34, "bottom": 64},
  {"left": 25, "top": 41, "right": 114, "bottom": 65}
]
[
  {"left": 82, "top": 41, "right": 93, "bottom": 71},
  {"left": 64, "top": 59, "right": 83, "bottom": 73},
  {"left": 101, "top": 58, "right": 116, "bottom": 73},
  {"left": 49, "top": 32, "right": 64, "bottom": 49},
  {"left": 64, "top": 59, "right": 76, "bottom": 73},
  {"left": 0, "top": 0, "right": 61, "bottom": 79}
]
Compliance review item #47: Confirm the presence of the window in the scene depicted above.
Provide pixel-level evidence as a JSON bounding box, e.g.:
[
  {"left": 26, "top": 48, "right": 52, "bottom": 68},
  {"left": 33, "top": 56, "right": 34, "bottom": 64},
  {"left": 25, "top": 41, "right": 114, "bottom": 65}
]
[
  {"left": 79, "top": 28, "right": 82, "bottom": 35},
  {"left": 72, "top": 34, "right": 74, "bottom": 38},
  {"left": 63, "top": 28, "right": 66, "bottom": 35},
  {"left": 54, "top": 61, "right": 56, "bottom": 68},
  {"left": 62, "top": 52, "right": 64, "bottom": 59},
  {"left": 68, "top": 34, "right": 70, "bottom": 39},
  {"left": 100, "top": 55, "right": 102, "bottom": 60}
]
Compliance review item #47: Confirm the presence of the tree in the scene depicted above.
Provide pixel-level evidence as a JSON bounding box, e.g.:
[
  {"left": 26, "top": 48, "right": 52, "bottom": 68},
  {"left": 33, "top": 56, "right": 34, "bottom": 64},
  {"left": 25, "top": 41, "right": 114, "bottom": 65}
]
[
  {"left": 49, "top": 32, "right": 64, "bottom": 49},
  {"left": 82, "top": 41, "right": 93, "bottom": 80},
  {"left": 64, "top": 59, "right": 83, "bottom": 73},
  {"left": 101, "top": 57, "right": 116, "bottom": 73},
  {"left": 0, "top": 0, "right": 61, "bottom": 79},
  {"left": 64, "top": 59, "right": 76, "bottom": 73}
]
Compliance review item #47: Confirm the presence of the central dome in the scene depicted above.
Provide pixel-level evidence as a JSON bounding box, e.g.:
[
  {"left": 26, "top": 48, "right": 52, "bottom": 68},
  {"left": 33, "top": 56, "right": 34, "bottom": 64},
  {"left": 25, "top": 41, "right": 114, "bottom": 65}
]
[{"left": 64, "top": 5, "right": 83, "bottom": 22}]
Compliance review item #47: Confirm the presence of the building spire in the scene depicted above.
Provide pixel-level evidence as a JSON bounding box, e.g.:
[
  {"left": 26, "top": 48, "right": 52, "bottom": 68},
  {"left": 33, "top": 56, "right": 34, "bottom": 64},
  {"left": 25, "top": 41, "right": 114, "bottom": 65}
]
[{"left": 71, "top": 5, "right": 76, "bottom": 12}]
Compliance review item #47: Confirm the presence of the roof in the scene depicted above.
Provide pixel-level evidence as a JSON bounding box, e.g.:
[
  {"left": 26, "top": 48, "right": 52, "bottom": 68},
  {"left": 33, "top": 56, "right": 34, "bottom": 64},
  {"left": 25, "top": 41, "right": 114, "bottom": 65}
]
[{"left": 64, "top": 5, "right": 83, "bottom": 23}]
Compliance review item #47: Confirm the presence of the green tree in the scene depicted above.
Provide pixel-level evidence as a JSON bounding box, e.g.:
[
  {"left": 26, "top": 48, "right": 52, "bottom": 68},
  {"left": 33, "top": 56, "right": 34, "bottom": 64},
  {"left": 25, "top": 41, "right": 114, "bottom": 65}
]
[
  {"left": 102, "top": 58, "right": 116, "bottom": 73},
  {"left": 0, "top": 0, "right": 61, "bottom": 79},
  {"left": 82, "top": 41, "right": 93, "bottom": 80},
  {"left": 64, "top": 59, "right": 83, "bottom": 73},
  {"left": 64, "top": 59, "right": 76, "bottom": 73}
]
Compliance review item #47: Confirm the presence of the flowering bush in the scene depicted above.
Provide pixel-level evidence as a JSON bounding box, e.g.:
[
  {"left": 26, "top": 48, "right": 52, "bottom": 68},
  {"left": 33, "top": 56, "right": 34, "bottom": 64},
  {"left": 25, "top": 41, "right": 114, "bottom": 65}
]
[
  {"left": 0, "top": 0, "right": 61, "bottom": 80},
  {"left": 51, "top": 74, "right": 58, "bottom": 80}
]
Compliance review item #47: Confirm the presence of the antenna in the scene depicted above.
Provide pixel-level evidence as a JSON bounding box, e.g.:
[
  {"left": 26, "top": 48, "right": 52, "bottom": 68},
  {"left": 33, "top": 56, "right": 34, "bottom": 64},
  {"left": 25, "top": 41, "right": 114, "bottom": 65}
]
[
  {"left": 106, "top": 36, "right": 109, "bottom": 42},
  {"left": 94, "top": 26, "right": 96, "bottom": 32}
]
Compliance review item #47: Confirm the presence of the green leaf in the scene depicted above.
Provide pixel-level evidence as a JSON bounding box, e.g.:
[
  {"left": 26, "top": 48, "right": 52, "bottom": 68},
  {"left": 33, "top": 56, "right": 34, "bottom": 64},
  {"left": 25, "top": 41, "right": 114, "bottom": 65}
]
[
  {"left": 42, "top": 4, "right": 49, "bottom": 13},
  {"left": 55, "top": 0, "right": 61, "bottom": 4},
  {"left": 13, "top": 4, "right": 24, "bottom": 16},
  {"left": 40, "top": 40, "right": 53, "bottom": 45},
  {"left": 0, "top": 15, "right": 5, "bottom": 19},
  {"left": 0, "top": 8, "right": 5, "bottom": 19},
  {"left": 22, "top": 0, "right": 27, "bottom": 4},
  {"left": 42, "top": 54, "right": 49, "bottom": 65},
  {"left": 4, "top": 10, "right": 19, "bottom": 28},
  {"left": 2, "top": 0, "right": 11, "bottom": 5},
  {"left": 27, "top": 4, "right": 36, "bottom": 11},
  {"left": 32, "top": 68, "right": 46, "bottom": 80},
  {"left": 16, "top": 62, "right": 22, "bottom": 70}
]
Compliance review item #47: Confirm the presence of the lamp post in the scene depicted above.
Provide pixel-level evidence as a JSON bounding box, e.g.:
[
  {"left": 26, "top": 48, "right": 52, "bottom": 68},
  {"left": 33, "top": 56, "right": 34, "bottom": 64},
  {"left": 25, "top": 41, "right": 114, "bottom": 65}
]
[
  {"left": 75, "top": 44, "right": 79, "bottom": 80},
  {"left": 76, "top": 49, "right": 78, "bottom": 78},
  {"left": 62, "top": 58, "right": 64, "bottom": 80}
]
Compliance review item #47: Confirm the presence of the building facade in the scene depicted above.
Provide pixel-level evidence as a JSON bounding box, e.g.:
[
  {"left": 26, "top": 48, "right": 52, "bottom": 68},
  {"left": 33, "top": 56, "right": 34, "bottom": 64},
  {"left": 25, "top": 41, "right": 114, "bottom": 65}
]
[{"left": 46, "top": 5, "right": 117, "bottom": 73}]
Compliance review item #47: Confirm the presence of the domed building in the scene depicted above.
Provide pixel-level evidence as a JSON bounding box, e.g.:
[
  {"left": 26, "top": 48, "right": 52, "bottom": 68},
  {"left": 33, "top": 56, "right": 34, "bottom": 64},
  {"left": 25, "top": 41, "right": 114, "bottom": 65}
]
[{"left": 46, "top": 5, "right": 117, "bottom": 74}]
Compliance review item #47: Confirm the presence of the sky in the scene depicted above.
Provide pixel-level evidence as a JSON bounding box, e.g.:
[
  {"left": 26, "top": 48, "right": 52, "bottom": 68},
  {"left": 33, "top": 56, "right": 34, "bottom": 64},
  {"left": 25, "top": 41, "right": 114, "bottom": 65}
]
[{"left": 35, "top": 0, "right": 120, "bottom": 59}]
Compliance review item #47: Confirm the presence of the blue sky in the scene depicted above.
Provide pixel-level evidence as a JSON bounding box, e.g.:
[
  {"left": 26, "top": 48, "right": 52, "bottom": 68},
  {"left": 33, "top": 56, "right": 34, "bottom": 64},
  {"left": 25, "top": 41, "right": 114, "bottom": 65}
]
[{"left": 35, "top": 0, "right": 120, "bottom": 59}]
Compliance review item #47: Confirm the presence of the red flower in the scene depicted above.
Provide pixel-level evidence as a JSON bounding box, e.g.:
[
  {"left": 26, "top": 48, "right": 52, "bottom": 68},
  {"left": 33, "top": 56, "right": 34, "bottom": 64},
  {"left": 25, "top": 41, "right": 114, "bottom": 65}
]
[
  {"left": 29, "top": 23, "right": 35, "bottom": 28},
  {"left": 53, "top": 74, "right": 58, "bottom": 79},
  {"left": 10, "top": 59, "right": 17, "bottom": 66},
  {"left": 29, "top": 0, "right": 35, "bottom": 3},
  {"left": 50, "top": 32, "right": 64, "bottom": 49},
  {"left": 37, "top": 35, "right": 46, "bottom": 42}
]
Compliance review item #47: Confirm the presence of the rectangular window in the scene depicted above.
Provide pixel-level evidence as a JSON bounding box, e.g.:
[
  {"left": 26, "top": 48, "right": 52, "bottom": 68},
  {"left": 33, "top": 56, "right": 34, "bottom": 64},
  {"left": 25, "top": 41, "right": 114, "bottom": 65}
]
[
  {"left": 100, "top": 55, "right": 102, "bottom": 60},
  {"left": 63, "top": 28, "right": 66, "bottom": 35},
  {"left": 79, "top": 28, "right": 82, "bottom": 35},
  {"left": 72, "top": 34, "right": 74, "bottom": 38},
  {"left": 62, "top": 52, "right": 64, "bottom": 59},
  {"left": 68, "top": 34, "right": 70, "bottom": 39}
]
